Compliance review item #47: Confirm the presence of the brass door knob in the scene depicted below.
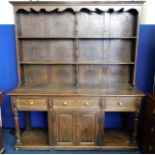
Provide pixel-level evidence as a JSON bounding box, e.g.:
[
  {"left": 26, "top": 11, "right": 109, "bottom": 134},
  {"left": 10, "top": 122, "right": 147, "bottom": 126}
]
[
  {"left": 118, "top": 101, "right": 123, "bottom": 106},
  {"left": 64, "top": 102, "right": 67, "bottom": 106},
  {"left": 30, "top": 101, "right": 34, "bottom": 105},
  {"left": 85, "top": 102, "right": 89, "bottom": 106}
]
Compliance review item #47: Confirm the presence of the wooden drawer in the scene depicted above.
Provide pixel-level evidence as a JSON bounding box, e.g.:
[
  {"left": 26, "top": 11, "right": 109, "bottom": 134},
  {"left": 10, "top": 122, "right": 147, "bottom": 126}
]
[
  {"left": 53, "top": 97, "right": 101, "bottom": 111},
  {"left": 16, "top": 98, "right": 48, "bottom": 111},
  {"left": 105, "top": 97, "right": 139, "bottom": 112}
]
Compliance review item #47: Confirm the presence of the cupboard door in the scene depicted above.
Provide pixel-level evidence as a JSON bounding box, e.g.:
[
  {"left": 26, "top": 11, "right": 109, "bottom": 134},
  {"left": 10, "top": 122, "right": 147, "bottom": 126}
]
[
  {"left": 76, "top": 112, "right": 100, "bottom": 146},
  {"left": 54, "top": 112, "right": 76, "bottom": 146}
]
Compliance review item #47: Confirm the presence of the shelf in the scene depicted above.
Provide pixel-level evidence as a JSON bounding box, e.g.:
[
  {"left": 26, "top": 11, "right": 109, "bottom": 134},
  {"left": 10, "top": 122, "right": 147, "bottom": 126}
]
[
  {"left": 21, "top": 128, "right": 48, "bottom": 146},
  {"left": 17, "top": 128, "right": 136, "bottom": 150},
  {"left": 19, "top": 61, "right": 135, "bottom": 65},
  {"left": 19, "top": 61, "right": 77, "bottom": 65},
  {"left": 18, "top": 37, "right": 76, "bottom": 39},
  {"left": 18, "top": 36, "right": 137, "bottom": 40},
  {"left": 104, "top": 129, "right": 132, "bottom": 147}
]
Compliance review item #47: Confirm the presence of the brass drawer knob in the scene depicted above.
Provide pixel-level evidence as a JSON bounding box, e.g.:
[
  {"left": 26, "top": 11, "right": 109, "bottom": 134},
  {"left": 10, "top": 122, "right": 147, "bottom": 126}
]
[
  {"left": 63, "top": 102, "right": 67, "bottom": 106},
  {"left": 30, "top": 101, "right": 34, "bottom": 105},
  {"left": 118, "top": 101, "right": 123, "bottom": 106},
  {"left": 85, "top": 102, "right": 89, "bottom": 106},
  {"left": 151, "top": 127, "right": 155, "bottom": 132}
]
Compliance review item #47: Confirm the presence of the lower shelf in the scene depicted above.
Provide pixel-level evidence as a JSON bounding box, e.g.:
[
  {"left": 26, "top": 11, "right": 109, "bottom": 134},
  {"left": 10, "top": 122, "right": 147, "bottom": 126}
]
[
  {"left": 17, "top": 129, "right": 137, "bottom": 150},
  {"left": 21, "top": 129, "right": 48, "bottom": 146},
  {"left": 104, "top": 129, "right": 132, "bottom": 146}
]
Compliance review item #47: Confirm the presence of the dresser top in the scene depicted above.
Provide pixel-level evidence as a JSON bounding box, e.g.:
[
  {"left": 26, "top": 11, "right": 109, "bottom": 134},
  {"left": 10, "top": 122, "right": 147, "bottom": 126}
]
[{"left": 9, "top": 86, "right": 144, "bottom": 97}]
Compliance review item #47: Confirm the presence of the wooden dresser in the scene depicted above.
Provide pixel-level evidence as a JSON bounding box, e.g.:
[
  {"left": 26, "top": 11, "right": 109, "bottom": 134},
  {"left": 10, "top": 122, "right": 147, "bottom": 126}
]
[
  {"left": 0, "top": 92, "right": 4, "bottom": 153},
  {"left": 9, "top": 1, "right": 145, "bottom": 150},
  {"left": 142, "top": 94, "right": 155, "bottom": 153}
]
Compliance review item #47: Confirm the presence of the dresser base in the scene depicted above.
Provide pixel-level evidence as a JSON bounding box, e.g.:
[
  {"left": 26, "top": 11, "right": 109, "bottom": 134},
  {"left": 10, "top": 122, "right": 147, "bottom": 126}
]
[{"left": 10, "top": 87, "right": 144, "bottom": 151}]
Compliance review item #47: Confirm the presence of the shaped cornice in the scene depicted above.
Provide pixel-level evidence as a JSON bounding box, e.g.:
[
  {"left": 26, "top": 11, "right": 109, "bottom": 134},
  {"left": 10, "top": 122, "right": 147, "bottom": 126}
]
[{"left": 10, "top": 1, "right": 145, "bottom": 13}]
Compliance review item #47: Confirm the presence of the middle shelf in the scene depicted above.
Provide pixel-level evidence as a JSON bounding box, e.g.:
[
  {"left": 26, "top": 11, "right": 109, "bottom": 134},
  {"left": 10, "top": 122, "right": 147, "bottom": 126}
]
[
  {"left": 19, "top": 61, "right": 135, "bottom": 65},
  {"left": 18, "top": 36, "right": 137, "bottom": 40}
]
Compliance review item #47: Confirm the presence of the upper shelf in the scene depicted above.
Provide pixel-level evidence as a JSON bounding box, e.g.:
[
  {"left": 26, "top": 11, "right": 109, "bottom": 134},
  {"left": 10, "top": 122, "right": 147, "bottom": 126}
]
[{"left": 18, "top": 36, "right": 137, "bottom": 40}]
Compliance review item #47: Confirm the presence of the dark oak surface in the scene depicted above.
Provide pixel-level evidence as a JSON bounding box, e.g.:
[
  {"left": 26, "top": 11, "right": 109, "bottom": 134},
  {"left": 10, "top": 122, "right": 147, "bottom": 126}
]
[{"left": 10, "top": 0, "right": 145, "bottom": 150}]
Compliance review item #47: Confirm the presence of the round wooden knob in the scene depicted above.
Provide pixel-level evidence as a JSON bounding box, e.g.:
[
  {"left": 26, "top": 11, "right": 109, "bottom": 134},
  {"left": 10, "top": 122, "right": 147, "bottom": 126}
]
[
  {"left": 118, "top": 101, "right": 123, "bottom": 106},
  {"left": 30, "top": 101, "right": 34, "bottom": 105},
  {"left": 85, "top": 102, "right": 89, "bottom": 106},
  {"left": 64, "top": 102, "right": 67, "bottom": 106}
]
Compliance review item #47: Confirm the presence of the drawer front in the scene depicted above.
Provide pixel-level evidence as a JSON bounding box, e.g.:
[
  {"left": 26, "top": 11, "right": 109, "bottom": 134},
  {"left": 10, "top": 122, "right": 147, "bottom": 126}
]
[
  {"left": 16, "top": 98, "right": 48, "bottom": 111},
  {"left": 105, "top": 97, "right": 140, "bottom": 112},
  {"left": 53, "top": 97, "right": 101, "bottom": 111}
]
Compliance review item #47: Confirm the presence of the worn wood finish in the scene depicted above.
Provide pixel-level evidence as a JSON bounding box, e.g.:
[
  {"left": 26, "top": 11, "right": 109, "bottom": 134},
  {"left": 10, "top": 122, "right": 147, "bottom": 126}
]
[
  {"left": 10, "top": 0, "right": 145, "bottom": 150},
  {"left": 141, "top": 94, "right": 155, "bottom": 153}
]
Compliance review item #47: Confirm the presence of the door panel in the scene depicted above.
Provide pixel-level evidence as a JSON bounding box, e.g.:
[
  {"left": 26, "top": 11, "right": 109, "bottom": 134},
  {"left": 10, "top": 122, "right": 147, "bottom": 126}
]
[
  {"left": 77, "top": 112, "right": 99, "bottom": 146},
  {"left": 55, "top": 113, "right": 75, "bottom": 145}
]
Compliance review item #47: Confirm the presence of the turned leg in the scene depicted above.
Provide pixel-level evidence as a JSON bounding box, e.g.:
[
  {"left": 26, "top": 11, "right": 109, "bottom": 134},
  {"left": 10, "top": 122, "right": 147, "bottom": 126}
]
[
  {"left": 14, "top": 110, "right": 21, "bottom": 145},
  {"left": 12, "top": 98, "right": 21, "bottom": 146},
  {"left": 132, "top": 100, "right": 141, "bottom": 145},
  {"left": 132, "top": 112, "right": 139, "bottom": 145},
  {"left": 26, "top": 112, "right": 31, "bottom": 130},
  {"left": 97, "top": 99, "right": 105, "bottom": 146},
  {"left": 97, "top": 112, "right": 105, "bottom": 146},
  {"left": 48, "top": 98, "right": 56, "bottom": 146}
]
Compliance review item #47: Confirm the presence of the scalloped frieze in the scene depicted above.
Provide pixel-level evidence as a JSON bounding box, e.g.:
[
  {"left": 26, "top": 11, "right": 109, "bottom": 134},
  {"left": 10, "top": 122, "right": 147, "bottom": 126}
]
[{"left": 15, "top": 5, "right": 141, "bottom": 13}]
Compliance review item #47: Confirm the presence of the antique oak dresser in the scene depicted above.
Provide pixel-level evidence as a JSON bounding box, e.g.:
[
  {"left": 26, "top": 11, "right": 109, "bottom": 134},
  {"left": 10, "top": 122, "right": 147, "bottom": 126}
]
[{"left": 9, "top": 0, "right": 145, "bottom": 150}]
